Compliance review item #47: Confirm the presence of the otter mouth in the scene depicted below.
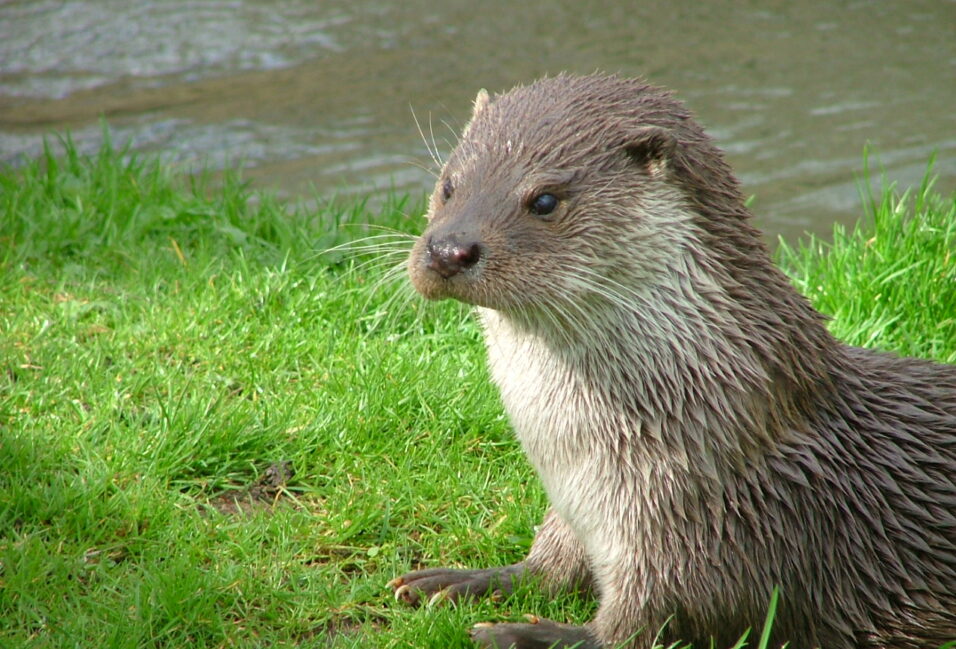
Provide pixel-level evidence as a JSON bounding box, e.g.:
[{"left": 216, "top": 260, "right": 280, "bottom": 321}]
[
  {"left": 408, "top": 259, "right": 484, "bottom": 306},
  {"left": 411, "top": 273, "right": 469, "bottom": 302}
]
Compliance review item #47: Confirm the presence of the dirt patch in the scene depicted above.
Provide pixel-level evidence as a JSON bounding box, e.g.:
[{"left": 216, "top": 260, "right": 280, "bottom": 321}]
[{"left": 204, "top": 460, "right": 295, "bottom": 515}]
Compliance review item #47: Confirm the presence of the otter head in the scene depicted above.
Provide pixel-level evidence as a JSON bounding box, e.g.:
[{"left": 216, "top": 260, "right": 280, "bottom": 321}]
[
  {"left": 407, "top": 74, "right": 755, "bottom": 324},
  {"left": 408, "top": 74, "right": 836, "bottom": 447}
]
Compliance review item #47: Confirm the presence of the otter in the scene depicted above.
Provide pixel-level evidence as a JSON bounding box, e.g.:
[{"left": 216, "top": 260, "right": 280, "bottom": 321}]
[{"left": 390, "top": 74, "right": 956, "bottom": 648}]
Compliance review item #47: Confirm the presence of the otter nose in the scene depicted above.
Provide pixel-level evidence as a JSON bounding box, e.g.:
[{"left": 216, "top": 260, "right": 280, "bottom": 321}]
[{"left": 426, "top": 235, "right": 481, "bottom": 279}]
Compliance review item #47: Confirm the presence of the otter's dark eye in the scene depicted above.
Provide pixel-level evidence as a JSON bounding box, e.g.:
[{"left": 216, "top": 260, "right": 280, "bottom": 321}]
[
  {"left": 441, "top": 178, "right": 454, "bottom": 203},
  {"left": 529, "top": 193, "right": 558, "bottom": 217}
]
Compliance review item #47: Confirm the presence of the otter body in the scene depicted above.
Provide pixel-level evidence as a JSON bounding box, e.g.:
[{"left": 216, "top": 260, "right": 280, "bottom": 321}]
[{"left": 393, "top": 74, "right": 956, "bottom": 648}]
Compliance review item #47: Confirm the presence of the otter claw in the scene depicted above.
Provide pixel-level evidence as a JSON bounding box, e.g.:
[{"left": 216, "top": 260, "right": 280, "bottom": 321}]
[
  {"left": 472, "top": 622, "right": 495, "bottom": 629},
  {"left": 427, "top": 589, "right": 449, "bottom": 607},
  {"left": 386, "top": 576, "right": 404, "bottom": 589},
  {"left": 523, "top": 614, "right": 541, "bottom": 624},
  {"left": 393, "top": 584, "right": 411, "bottom": 602}
]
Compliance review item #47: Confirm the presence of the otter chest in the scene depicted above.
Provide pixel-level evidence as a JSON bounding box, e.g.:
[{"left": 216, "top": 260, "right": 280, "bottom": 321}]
[{"left": 478, "top": 309, "right": 639, "bottom": 543}]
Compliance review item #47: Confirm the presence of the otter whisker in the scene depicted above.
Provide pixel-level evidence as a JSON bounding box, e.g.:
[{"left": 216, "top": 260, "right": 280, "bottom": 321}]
[
  {"left": 410, "top": 105, "right": 442, "bottom": 172},
  {"left": 343, "top": 252, "right": 411, "bottom": 281},
  {"left": 400, "top": 156, "right": 440, "bottom": 180},
  {"left": 441, "top": 118, "right": 462, "bottom": 152},
  {"left": 427, "top": 112, "right": 444, "bottom": 168},
  {"left": 357, "top": 261, "right": 418, "bottom": 325},
  {"left": 317, "top": 232, "right": 415, "bottom": 258},
  {"left": 326, "top": 239, "right": 415, "bottom": 258}
]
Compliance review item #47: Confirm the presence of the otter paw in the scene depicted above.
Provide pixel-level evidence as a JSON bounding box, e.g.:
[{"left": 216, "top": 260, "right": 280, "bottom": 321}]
[
  {"left": 388, "top": 564, "right": 525, "bottom": 607},
  {"left": 470, "top": 616, "right": 600, "bottom": 649}
]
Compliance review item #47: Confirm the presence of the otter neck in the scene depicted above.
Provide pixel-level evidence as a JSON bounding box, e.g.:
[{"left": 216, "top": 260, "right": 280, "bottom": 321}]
[{"left": 478, "top": 245, "right": 837, "bottom": 482}]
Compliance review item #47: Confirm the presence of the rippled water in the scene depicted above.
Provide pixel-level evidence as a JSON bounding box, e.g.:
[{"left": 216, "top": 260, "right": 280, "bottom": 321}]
[{"left": 1, "top": 0, "right": 954, "bottom": 241}]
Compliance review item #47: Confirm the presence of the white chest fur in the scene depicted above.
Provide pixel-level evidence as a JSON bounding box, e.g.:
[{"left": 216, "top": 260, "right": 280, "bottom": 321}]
[{"left": 478, "top": 308, "right": 642, "bottom": 565}]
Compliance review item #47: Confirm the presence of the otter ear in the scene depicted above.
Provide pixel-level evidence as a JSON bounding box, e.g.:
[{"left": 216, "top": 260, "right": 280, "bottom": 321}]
[
  {"left": 624, "top": 125, "right": 676, "bottom": 177},
  {"left": 471, "top": 89, "right": 490, "bottom": 119},
  {"left": 463, "top": 89, "right": 490, "bottom": 134}
]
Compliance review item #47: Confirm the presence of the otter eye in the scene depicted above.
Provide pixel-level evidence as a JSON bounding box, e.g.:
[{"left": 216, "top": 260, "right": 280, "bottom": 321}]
[
  {"left": 441, "top": 178, "right": 454, "bottom": 203},
  {"left": 529, "top": 192, "right": 558, "bottom": 217}
]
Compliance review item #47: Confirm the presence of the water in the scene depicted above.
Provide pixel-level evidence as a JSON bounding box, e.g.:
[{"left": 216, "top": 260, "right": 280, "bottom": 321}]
[{"left": 2, "top": 0, "right": 954, "bottom": 241}]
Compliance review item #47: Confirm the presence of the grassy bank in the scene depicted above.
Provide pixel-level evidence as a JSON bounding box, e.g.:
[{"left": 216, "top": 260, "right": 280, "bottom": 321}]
[
  {"left": 2, "top": 141, "right": 954, "bottom": 649},
  {"left": 778, "top": 162, "right": 956, "bottom": 363}
]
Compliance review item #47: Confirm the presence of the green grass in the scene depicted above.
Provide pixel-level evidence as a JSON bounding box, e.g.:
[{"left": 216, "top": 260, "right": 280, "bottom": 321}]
[
  {"left": 778, "top": 160, "right": 956, "bottom": 363},
  {"left": 1, "top": 139, "right": 954, "bottom": 648}
]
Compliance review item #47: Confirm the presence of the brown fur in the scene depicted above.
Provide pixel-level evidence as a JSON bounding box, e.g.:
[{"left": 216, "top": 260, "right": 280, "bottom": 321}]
[{"left": 403, "top": 74, "right": 956, "bottom": 648}]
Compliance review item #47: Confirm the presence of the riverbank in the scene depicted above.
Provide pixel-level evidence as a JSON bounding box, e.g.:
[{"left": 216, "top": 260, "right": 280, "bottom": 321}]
[{"left": 2, "top": 142, "right": 954, "bottom": 648}]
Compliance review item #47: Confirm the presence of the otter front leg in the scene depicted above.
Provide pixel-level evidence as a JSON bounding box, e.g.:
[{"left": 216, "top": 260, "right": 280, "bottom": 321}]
[
  {"left": 472, "top": 593, "right": 658, "bottom": 649},
  {"left": 391, "top": 563, "right": 527, "bottom": 606},
  {"left": 471, "top": 616, "right": 601, "bottom": 649},
  {"left": 390, "top": 509, "right": 591, "bottom": 605}
]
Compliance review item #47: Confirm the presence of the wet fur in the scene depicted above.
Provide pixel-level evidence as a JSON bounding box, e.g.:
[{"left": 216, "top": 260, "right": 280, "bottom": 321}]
[{"left": 406, "top": 74, "right": 956, "bottom": 648}]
